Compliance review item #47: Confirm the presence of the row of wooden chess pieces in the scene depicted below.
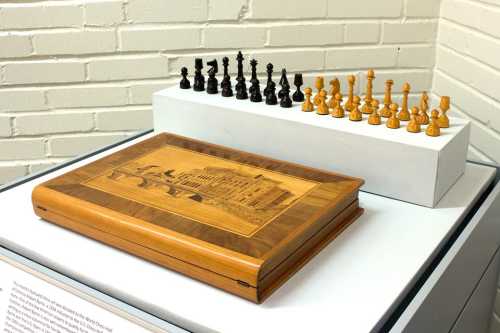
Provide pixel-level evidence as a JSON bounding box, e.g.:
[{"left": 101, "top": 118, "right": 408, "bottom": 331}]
[{"left": 304, "top": 70, "right": 450, "bottom": 137}]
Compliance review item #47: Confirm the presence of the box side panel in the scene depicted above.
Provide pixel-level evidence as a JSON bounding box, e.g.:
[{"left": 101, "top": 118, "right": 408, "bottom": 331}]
[
  {"left": 154, "top": 94, "right": 437, "bottom": 206},
  {"left": 435, "top": 123, "right": 470, "bottom": 206}
]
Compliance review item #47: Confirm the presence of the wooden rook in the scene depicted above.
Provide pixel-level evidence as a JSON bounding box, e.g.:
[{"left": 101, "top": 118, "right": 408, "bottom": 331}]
[
  {"left": 407, "top": 106, "right": 421, "bottom": 133},
  {"left": 331, "top": 93, "right": 345, "bottom": 118},
  {"left": 302, "top": 87, "right": 314, "bottom": 112},
  {"left": 381, "top": 79, "right": 393, "bottom": 118},
  {"left": 386, "top": 103, "right": 400, "bottom": 129},
  {"left": 314, "top": 76, "right": 325, "bottom": 106},
  {"left": 345, "top": 75, "right": 356, "bottom": 111},
  {"left": 426, "top": 109, "right": 441, "bottom": 137},
  {"left": 398, "top": 82, "right": 411, "bottom": 121},
  {"left": 438, "top": 96, "right": 450, "bottom": 128},
  {"left": 368, "top": 99, "right": 382, "bottom": 125},
  {"left": 349, "top": 96, "right": 363, "bottom": 121},
  {"left": 362, "top": 69, "right": 375, "bottom": 114}
]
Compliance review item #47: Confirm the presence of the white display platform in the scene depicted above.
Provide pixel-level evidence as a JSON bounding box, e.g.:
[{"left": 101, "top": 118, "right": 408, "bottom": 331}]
[
  {"left": 0, "top": 133, "right": 495, "bottom": 333},
  {"left": 153, "top": 87, "right": 471, "bottom": 207}
]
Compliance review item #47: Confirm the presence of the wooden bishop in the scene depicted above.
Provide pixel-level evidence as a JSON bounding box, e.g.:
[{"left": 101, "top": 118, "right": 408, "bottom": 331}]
[
  {"left": 381, "top": 79, "right": 393, "bottom": 118},
  {"left": 345, "top": 75, "right": 356, "bottom": 111},
  {"left": 438, "top": 96, "right": 450, "bottom": 128},
  {"left": 398, "top": 82, "right": 411, "bottom": 121},
  {"left": 362, "top": 69, "right": 375, "bottom": 114}
]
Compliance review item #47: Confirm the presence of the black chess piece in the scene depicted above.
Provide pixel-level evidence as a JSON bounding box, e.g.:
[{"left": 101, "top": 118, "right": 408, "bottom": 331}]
[
  {"left": 250, "top": 78, "right": 262, "bottom": 102},
  {"left": 236, "top": 77, "right": 248, "bottom": 99},
  {"left": 193, "top": 58, "right": 205, "bottom": 91},
  {"left": 280, "top": 81, "right": 292, "bottom": 108},
  {"left": 292, "top": 73, "right": 304, "bottom": 102},
  {"left": 263, "top": 63, "right": 274, "bottom": 97},
  {"left": 278, "top": 68, "right": 289, "bottom": 99},
  {"left": 235, "top": 51, "right": 245, "bottom": 93},
  {"left": 249, "top": 59, "right": 258, "bottom": 94},
  {"left": 265, "top": 81, "right": 277, "bottom": 105},
  {"left": 220, "top": 56, "right": 233, "bottom": 97},
  {"left": 206, "top": 59, "right": 218, "bottom": 94},
  {"left": 179, "top": 67, "right": 191, "bottom": 89}
]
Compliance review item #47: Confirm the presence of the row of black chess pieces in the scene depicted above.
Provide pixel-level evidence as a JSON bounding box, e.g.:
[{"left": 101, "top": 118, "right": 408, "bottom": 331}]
[{"left": 179, "top": 51, "right": 304, "bottom": 108}]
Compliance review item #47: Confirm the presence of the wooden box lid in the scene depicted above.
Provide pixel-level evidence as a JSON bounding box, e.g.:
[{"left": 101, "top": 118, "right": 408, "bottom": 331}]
[{"left": 32, "top": 133, "right": 364, "bottom": 303}]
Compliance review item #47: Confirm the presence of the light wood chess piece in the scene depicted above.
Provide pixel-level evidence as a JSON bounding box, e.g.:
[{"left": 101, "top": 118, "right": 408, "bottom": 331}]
[
  {"left": 381, "top": 79, "right": 393, "bottom": 118},
  {"left": 417, "top": 92, "right": 430, "bottom": 125},
  {"left": 349, "top": 96, "right": 362, "bottom": 121},
  {"left": 316, "top": 90, "right": 329, "bottom": 115},
  {"left": 426, "top": 109, "right": 441, "bottom": 137},
  {"left": 328, "top": 78, "right": 340, "bottom": 96},
  {"left": 438, "top": 96, "right": 450, "bottom": 128},
  {"left": 368, "top": 99, "right": 382, "bottom": 125},
  {"left": 345, "top": 75, "right": 356, "bottom": 111},
  {"left": 407, "top": 106, "right": 421, "bottom": 133},
  {"left": 386, "top": 103, "right": 400, "bottom": 129},
  {"left": 331, "top": 93, "right": 345, "bottom": 118},
  {"left": 313, "top": 76, "right": 324, "bottom": 106},
  {"left": 398, "top": 82, "right": 411, "bottom": 121},
  {"left": 362, "top": 69, "right": 375, "bottom": 114},
  {"left": 302, "top": 87, "right": 314, "bottom": 112}
]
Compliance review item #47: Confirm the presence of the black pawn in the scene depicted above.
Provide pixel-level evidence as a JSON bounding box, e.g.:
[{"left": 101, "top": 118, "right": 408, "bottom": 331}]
[
  {"left": 236, "top": 77, "right": 248, "bottom": 99},
  {"left": 263, "top": 63, "right": 274, "bottom": 97},
  {"left": 221, "top": 57, "right": 233, "bottom": 97},
  {"left": 278, "top": 68, "right": 289, "bottom": 99},
  {"left": 206, "top": 59, "right": 218, "bottom": 94},
  {"left": 179, "top": 67, "right": 191, "bottom": 89},
  {"left": 265, "top": 81, "right": 277, "bottom": 105},
  {"left": 280, "top": 82, "right": 292, "bottom": 108},
  {"left": 250, "top": 79, "right": 262, "bottom": 102},
  {"left": 292, "top": 73, "right": 304, "bottom": 102},
  {"left": 249, "top": 59, "right": 258, "bottom": 94},
  {"left": 193, "top": 58, "right": 205, "bottom": 92}
]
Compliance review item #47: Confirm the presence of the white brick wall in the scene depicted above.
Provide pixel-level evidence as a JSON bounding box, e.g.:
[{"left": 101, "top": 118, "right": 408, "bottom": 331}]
[{"left": 0, "top": 0, "right": 440, "bottom": 186}]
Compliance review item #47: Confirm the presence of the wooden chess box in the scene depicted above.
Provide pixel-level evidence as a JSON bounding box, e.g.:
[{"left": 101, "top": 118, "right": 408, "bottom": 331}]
[
  {"left": 153, "top": 86, "right": 470, "bottom": 207},
  {"left": 32, "top": 133, "right": 364, "bottom": 303}
]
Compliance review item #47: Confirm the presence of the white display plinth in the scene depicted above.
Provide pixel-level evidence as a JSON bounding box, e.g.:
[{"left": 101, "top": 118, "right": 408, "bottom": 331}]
[{"left": 153, "top": 87, "right": 470, "bottom": 207}]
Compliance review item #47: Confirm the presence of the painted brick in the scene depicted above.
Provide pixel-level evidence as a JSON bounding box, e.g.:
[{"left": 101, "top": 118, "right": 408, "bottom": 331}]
[
  {"left": 120, "top": 27, "right": 200, "bottom": 51},
  {"left": 29, "top": 161, "right": 61, "bottom": 173},
  {"left": 251, "top": 0, "right": 327, "bottom": 19},
  {"left": 441, "top": 0, "right": 481, "bottom": 29},
  {"left": 85, "top": 1, "right": 123, "bottom": 26},
  {"left": 0, "top": 116, "right": 11, "bottom": 137},
  {"left": 325, "top": 47, "right": 398, "bottom": 70},
  {"left": 49, "top": 133, "right": 129, "bottom": 157},
  {"left": 0, "top": 35, "right": 32, "bottom": 58},
  {"left": 406, "top": 0, "right": 441, "bottom": 17},
  {"left": 96, "top": 109, "right": 152, "bottom": 131},
  {"left": 0, "top": 4, "right": 83, "bottom": 29},
  {"left": 0, "top": 89, "right": 47, "bottom": 112},
  {"left": 3, "top": 61, "right": 85, "bottom": 85},
  {"left": 398, "top": 46, "right": 436, "bottom": 68},
  {"left": 33, "top": 30, "right": 116, "bottom": 55},
  {"left": 269, "top": 24, "right": 343, "bottom": 47},
  {"left": 88, "top": 56, "right": 168, "bottom": 81},
  {"left": 478, "top": 5, "right": 500, "bottom": 39},
  {"left": 129, "top": 82, "right": 171, "bottom": 104},
  {"left": 204, "top": 27, "right": 267, "bottom": 48},
  {"left": 345, "top": 23, "right": 380, "bottom": 44},
  {"left": 0, "top": 138, "right": 45, "bottom": 160},
  {"left": 127, "top": 0, "right": 207, "bottom": 23},
  {"left": 0, "top": 165, "right": 27, "bottom": 184},
  {"left": 433, "top": 70, "right": 500, "bottom": 132},
  {"left": 359, "top": 70, "right": 432, "bottom": 94},
  {"left": 383, "top": 22, "right": 437, "bottom": 43},
  {"left": 470, "top": 122, "right": 500, "bottom": 162},
  {"left": 47, "top": 86, "right": 128, "bottom": 108},
  {"left": 250, "top": 50, "right": 325, "bottom": 72},
  {"left": 208, "top": 0, "right": 247, "bottom": 21},
  {"left": 16, "top": 112, "right": 94, "bottom": 135},
  {"left": 328, "top": 0, "right": 402, "bottom": 18}
]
